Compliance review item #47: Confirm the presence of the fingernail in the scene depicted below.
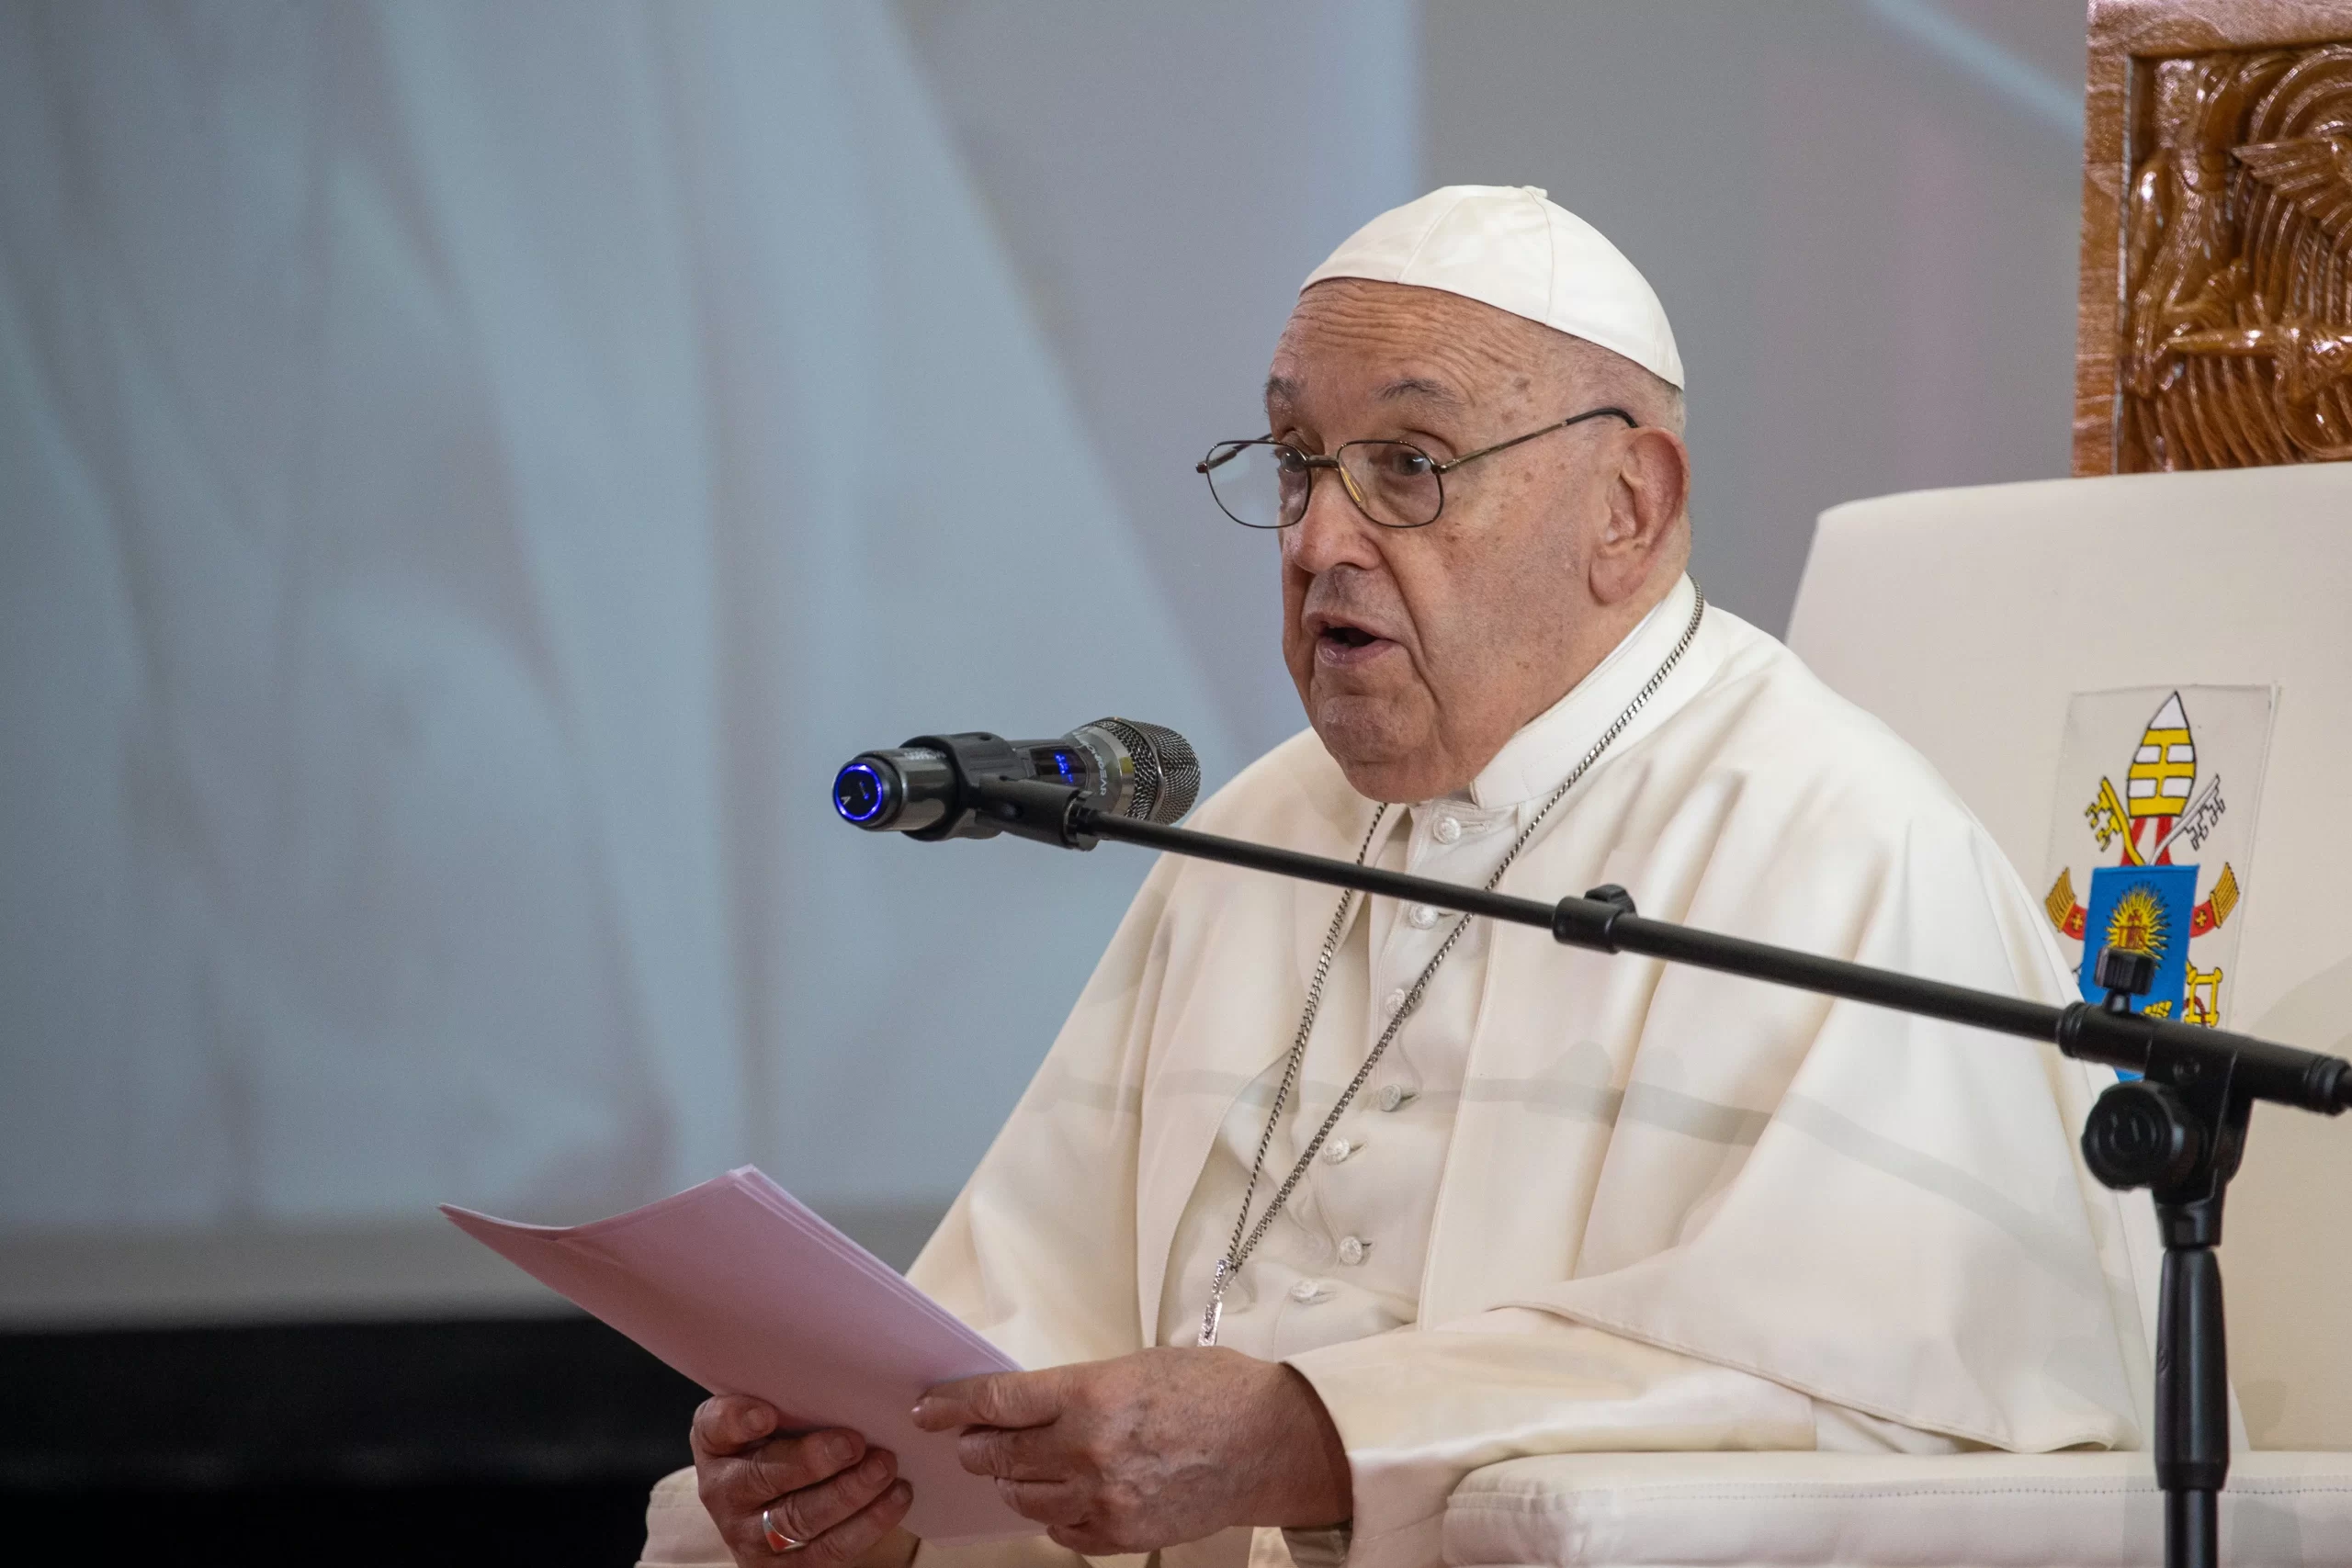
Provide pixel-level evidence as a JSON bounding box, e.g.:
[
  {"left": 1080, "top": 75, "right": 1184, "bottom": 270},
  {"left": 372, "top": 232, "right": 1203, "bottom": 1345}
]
[
  {"left": 745, "top": 1406, "right": 776, "bottom": 1437},
  {"left": 822, "top": 1434, "right": 858, "bottom": 1468},
  {"left": 859, "top": 1452, "right": 891, "bottom": 1483}
]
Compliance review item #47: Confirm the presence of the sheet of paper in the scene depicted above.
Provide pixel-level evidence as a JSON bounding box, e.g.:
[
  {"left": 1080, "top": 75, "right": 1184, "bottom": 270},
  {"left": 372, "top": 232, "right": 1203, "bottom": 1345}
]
[{"left": 442, "top": 1167, "right": 1035, "bottom": 1544}]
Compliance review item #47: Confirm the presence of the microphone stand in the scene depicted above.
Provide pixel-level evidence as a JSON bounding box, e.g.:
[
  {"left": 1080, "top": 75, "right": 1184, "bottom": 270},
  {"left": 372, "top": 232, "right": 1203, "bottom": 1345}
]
[{"left": 965, "top": 778, "right": 2350, "bottom": 1568}]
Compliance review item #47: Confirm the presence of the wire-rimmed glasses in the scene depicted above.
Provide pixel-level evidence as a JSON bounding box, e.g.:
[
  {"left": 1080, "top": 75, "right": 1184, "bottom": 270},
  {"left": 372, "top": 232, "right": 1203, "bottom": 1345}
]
[{"left": 1196, "top": 405, "right": 1639, "bottom": 530}]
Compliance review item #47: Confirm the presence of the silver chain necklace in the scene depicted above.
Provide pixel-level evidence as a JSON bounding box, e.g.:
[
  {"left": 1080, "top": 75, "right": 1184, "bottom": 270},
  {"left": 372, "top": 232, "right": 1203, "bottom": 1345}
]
[{"left": 1195, "top": 585, "right": 1706, "bottom": 1348}]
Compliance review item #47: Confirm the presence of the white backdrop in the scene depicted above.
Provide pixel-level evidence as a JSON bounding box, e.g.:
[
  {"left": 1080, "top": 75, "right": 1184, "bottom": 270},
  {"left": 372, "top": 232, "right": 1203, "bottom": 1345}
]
[
  {"left": 1, "top": 0, "right": 2091, "bottom": 1317},
  {"left": 0, "top": 0, "right": 1415, "bottom": 1251}
]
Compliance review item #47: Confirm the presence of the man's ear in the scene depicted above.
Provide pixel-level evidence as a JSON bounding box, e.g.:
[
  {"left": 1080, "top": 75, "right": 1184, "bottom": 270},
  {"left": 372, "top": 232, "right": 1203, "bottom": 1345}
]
[{"left": 1590, "top": 427, "right": 1690, "bottom": 604}]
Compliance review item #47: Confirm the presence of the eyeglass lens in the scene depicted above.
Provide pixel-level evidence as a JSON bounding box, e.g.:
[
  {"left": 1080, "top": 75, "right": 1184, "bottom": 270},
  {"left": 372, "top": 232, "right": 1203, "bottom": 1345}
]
[{"left": 1201, "top": 440, "right": 1442, "bottom": 529}]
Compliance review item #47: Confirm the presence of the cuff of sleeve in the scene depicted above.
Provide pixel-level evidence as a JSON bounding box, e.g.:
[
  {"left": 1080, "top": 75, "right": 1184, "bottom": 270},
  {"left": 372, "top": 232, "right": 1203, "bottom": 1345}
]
[
  {"left": 1284, "top": 1335, "right": 1446, "bottom": 1568},
  {"left": 1278, "top": 1523, "right": 1353, "bottom": 1568}
]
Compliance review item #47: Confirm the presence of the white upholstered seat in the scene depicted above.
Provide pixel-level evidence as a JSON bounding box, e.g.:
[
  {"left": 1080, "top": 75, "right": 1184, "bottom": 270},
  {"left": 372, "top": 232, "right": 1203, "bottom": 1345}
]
[{"left": 1444, "top": 1450, "right": 2352, "bottom": 1567}]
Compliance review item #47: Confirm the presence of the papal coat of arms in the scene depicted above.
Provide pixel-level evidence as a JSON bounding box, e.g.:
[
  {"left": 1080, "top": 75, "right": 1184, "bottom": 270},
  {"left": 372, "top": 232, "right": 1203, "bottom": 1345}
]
[{"left": 2041, "top": 687, "right": 2277, "bottom": 1027}]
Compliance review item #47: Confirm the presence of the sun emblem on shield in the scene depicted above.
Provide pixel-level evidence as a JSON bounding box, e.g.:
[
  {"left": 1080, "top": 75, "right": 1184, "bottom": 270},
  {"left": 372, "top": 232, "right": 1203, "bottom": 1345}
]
[{"left": 2103, "top": 883, "right": 2173, "bottom": 963}]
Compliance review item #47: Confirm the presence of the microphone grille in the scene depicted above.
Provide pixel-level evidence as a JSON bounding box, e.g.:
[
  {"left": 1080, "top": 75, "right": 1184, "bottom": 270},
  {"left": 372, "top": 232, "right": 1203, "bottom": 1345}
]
[{"left": 1088, "top": 717, "right": 1201, "bottom": 824}]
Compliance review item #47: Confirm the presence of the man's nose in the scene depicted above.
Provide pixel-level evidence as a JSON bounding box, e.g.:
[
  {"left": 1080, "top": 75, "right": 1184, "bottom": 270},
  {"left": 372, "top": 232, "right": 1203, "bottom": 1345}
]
[{"left": 1283, "top": 465, "right": 1384, "bottom": 576}]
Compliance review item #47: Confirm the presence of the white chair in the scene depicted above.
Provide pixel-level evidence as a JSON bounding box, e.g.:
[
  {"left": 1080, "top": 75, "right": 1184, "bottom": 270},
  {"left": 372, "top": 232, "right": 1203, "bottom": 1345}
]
[{"left": 1444, "top": 462, "right": 2352, "bottom": 1567}]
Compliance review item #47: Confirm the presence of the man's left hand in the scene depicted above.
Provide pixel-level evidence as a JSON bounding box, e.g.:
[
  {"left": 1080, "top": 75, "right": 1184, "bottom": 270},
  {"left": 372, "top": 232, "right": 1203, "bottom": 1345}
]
[{"left": 910, "top": 1347, "right": 1351, "bottom": 1554}]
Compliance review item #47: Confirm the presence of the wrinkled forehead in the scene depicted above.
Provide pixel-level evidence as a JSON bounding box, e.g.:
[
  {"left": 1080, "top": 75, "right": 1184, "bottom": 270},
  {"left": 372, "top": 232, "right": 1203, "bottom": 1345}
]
[{"left": 1266, "top": 278, "right": 1561, "bottom": 422}]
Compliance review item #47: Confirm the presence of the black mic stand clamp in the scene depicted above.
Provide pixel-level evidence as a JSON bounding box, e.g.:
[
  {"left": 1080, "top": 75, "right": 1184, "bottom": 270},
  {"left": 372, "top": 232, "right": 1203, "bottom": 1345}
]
[{"left": 2076, "top": 944, "right": 2251, "bottom": 1568}]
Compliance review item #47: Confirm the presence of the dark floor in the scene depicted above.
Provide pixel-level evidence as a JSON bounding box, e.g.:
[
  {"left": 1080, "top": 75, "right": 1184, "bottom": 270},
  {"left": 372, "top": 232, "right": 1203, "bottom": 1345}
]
[
  {"left": 2, "top": 1317, "right": 707, "bottom": 1566},
  {"left": 9, "top": 1478, "right": 665, "bottom": 1565}
]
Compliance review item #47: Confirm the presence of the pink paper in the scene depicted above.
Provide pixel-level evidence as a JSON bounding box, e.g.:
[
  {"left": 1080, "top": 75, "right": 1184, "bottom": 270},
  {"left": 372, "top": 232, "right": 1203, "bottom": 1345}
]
[{"left": 442, "top": 1167, "right": 1034, "bottom": 1544}]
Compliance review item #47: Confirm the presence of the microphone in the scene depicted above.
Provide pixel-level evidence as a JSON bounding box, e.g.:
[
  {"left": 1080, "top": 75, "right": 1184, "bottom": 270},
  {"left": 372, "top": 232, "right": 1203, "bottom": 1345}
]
[{"left": 832, "top": 717, "right": 1200, "bottom": 841}]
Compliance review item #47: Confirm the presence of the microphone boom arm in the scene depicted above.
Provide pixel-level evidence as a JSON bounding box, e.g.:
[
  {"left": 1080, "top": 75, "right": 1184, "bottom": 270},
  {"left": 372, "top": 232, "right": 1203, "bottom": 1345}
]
[{"left": 974, "top": 776, "right": 2349, "bottom": 1112}]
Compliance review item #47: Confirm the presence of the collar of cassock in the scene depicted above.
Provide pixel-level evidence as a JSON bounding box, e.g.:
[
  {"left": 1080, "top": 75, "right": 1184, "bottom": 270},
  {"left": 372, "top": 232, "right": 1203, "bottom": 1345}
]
[{"left": 1436, "top": 572, "right": 1700, "bottom": 818}]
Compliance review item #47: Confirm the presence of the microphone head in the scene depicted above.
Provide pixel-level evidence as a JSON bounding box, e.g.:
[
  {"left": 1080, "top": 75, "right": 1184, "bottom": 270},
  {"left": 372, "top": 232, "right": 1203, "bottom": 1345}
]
[{"left": 1080, "top": 717, "right": 1200, "bottom": 824}]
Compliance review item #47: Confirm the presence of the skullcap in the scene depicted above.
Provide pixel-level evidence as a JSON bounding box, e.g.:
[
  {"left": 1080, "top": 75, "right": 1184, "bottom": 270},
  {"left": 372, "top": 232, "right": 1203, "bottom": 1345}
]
[{"left": 1302, "top": 185, "right": 1683, "bottom": 389}]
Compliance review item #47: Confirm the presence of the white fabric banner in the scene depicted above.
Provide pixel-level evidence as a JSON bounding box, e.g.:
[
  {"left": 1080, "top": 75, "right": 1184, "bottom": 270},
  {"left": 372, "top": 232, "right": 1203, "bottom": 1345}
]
[{"left": 0, "top": 1, "right": 1427, "bottom": 1237}]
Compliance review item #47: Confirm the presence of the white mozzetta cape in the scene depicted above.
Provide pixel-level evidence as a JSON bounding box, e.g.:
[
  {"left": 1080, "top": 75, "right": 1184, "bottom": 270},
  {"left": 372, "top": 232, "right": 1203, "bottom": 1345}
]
[{"left": 907, "top": 598, "right": 2147, "bottom": 1568}]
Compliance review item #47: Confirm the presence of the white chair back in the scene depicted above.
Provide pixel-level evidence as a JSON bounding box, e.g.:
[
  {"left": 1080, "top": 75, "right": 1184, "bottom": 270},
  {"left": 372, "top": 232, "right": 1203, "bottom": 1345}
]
[{"left": 1784, "top": 463, "right": 2352, "bottom": 1452}]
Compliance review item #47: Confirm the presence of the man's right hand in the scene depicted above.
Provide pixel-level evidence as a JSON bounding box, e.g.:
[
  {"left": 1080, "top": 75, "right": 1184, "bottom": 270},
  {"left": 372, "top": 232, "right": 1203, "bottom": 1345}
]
[{"left": 691, "top": 1395, "right": 918, "bottom": 1568}]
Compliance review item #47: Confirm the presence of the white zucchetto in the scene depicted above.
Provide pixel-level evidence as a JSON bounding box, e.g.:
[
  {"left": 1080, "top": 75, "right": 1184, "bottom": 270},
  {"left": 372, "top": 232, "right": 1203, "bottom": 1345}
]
[{"left": 1302, "top": 185, "right": 1684, "bottom": 389}]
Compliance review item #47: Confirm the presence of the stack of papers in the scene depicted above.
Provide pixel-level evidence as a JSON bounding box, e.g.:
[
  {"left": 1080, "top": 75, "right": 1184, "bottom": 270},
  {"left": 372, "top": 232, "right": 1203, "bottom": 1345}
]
[{"left": 442, "top": 1167, "right": 1035, "bottom": 1543}]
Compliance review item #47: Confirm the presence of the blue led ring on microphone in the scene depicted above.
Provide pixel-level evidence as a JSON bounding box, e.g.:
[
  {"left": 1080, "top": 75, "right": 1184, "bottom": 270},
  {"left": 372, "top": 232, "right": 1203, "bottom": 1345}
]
[
  {"left": 831, "top": 747, "right": 958, "bottom": 834},
  {"left": 831, "top": 761, "right": 892, "bottom": 825}
]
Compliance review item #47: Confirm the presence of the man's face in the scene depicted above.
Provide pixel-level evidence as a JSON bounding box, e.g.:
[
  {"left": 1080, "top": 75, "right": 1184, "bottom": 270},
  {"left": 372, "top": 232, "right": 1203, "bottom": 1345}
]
[{"left": 1267, "top": 279, "right": 1680, "bottom": 803}]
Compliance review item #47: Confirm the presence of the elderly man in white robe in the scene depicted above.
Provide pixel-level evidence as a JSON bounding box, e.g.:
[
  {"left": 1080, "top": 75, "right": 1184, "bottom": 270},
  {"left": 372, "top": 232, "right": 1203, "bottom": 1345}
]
[{"left": 669, "top": 186, "right": 2148, "bottom": 1568}]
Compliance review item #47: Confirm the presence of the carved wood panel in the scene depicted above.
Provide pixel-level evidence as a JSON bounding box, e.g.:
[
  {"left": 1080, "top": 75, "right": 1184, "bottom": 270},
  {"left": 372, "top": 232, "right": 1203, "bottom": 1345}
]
[{"left": 2075, "top": 2, "right": 2352, "bottom": 473}]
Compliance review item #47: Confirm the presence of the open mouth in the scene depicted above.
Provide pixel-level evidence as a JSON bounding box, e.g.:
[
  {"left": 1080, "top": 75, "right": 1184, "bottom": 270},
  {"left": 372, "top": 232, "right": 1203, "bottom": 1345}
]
[{"left": 1311, "top": 617, "right": 1395, "bottom": 664}]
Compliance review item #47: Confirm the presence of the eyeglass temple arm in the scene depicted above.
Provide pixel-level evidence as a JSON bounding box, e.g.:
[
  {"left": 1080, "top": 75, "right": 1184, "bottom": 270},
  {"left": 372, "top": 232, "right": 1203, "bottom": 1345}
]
[{"left": 1434, "top": 406, "right": 1639, "bottom": 473}]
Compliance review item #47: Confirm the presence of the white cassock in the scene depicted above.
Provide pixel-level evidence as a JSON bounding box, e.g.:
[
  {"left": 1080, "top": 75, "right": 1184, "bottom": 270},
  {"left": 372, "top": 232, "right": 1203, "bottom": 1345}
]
[{"left": 899, "top": 576, "right": 2153, "bottom": 1568}]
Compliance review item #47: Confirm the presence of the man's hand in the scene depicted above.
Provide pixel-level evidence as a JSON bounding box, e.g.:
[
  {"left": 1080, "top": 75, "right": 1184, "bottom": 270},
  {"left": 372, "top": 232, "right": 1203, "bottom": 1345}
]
[
  {"left": 910, "top": 1347, "right": 1351, "bottom": 1554},
  {"left": 691, "top": 1395, "right": 918, "bottom": 1568}
]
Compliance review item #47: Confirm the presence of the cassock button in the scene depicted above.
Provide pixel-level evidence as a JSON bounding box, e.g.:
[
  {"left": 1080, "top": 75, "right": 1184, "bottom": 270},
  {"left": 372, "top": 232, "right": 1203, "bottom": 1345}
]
[
  {"left": 1432, "top": 816, "right": 1463, "bottom": 845},
  {"left": 1323, "top": 1137, "right": 1354, "bottom": 1164},
  {"left": 1338, "top": 1235, "right": 1369, "bottom": 1266},
  {"left": 1408, "top": 903, "right": 1439, "bottom": 930},
  {"left": 1378, "top": 1084, "right": 1413, "bottom": 1112},
  {"left": 1381, "top": 987, "right": 1407, "bottom": 1016}
]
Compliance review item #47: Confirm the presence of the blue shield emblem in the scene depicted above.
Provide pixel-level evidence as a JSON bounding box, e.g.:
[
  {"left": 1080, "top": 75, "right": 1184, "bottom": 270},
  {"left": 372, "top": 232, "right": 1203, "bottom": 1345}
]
[{"left": 2077, "top": 863, "right": 2199, "bottom": 1016}]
